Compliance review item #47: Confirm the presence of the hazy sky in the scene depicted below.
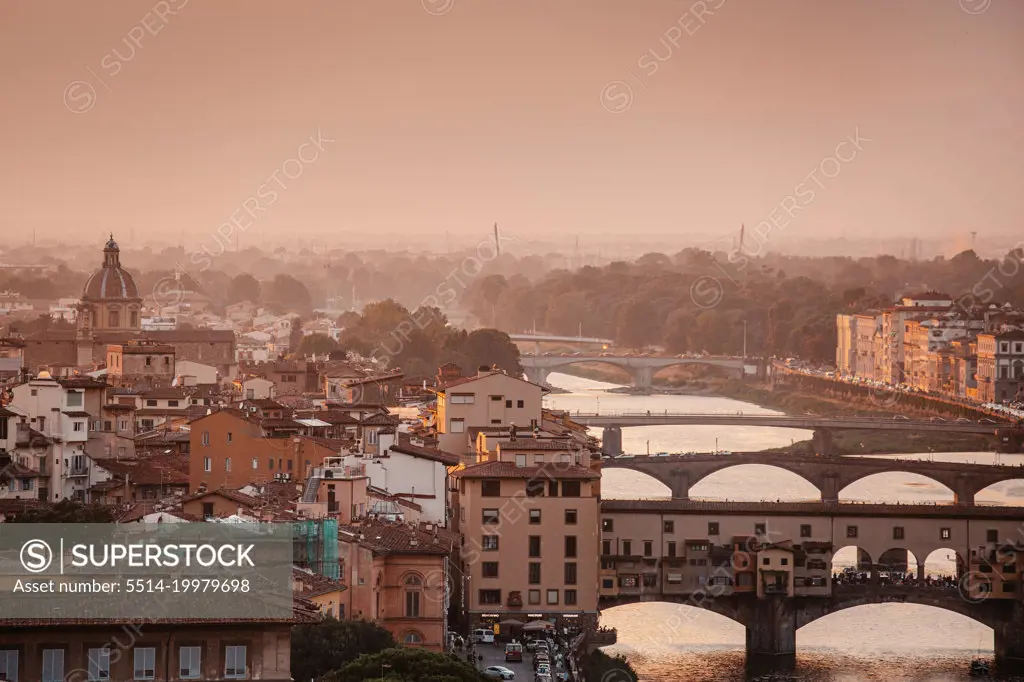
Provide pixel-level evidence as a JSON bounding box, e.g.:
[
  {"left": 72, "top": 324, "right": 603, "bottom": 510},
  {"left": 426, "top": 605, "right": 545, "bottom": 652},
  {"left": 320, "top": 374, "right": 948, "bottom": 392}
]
[{"left": 1, "top": 0, "right": 1021, "bottom": 253}]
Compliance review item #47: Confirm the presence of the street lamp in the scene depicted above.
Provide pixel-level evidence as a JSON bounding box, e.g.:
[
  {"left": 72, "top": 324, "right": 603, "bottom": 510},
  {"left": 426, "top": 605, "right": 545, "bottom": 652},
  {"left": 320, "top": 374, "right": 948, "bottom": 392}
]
[{"left": 381, "top": 663, "right": 391, "bottom": 681}]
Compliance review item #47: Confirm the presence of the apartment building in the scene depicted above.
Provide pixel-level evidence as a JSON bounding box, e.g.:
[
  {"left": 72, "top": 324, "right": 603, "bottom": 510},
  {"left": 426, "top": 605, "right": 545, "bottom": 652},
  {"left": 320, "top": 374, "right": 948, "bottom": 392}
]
[
  {"left": 187, "top": 409, "right": 342, "bottom": 492},
  {"left": 105, "top": 340, "right": 176, "bottom": 388},
  {"left": 434, "top": 369, "right": 547, "bottom": 456},
  {"left": 976, "top": 329, "right": 1024, "bottom": 403},
  {"left": 452, "top": 458, "right": 601, "bottom": 632}
]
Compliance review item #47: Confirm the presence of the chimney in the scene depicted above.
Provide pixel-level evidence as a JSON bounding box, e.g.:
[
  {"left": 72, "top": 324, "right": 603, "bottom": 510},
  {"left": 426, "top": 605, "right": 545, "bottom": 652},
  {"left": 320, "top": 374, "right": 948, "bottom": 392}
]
[{"left": 477, "top": 365, "right": 490, "bottom": 377}]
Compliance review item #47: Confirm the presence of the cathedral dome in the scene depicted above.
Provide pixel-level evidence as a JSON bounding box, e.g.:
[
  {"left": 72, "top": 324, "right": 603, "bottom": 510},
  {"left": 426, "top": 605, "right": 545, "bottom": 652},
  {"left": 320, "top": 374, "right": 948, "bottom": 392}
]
[{"left": 82, "top": 235, "right": 141, "bottom": 302}]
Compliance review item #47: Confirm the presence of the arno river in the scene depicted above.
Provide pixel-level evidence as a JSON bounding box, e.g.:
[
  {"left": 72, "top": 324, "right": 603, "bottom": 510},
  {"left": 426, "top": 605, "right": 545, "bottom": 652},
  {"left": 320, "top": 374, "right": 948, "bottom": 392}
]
[{"left": 543, "top": 373, "right": 1024, "bottom": 682}]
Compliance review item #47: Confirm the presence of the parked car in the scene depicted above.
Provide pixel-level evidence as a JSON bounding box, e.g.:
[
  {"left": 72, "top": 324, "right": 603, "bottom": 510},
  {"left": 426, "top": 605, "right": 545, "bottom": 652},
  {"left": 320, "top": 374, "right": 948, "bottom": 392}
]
[{"left": 483, "top": 666, "right": 516, "bottom": 679}]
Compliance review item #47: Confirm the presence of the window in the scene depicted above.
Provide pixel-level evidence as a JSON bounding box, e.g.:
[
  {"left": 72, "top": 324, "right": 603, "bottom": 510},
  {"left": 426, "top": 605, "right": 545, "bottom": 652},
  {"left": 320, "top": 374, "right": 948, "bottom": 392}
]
[
  {"left": 449, "top": 418, "right": 465, "bottom": 433},
  {"left": 134, "top": 647, "right": 156, "bottom": 680},
  {"left": 482, "top": 562, "right": 499, "bottom": 578},
  {"left": 252, "top": 457, "right": 258, "bottom": 469},
  {"left": 526, "top": 479, "right": 545, "bottom": 497},
  {"left": 505, "top": 399, "right": 512, "bottom": 408},
  {"left": 528, "top": 589, "right": 541, "bottom": 605},
  {"left": 202, "top": 503, "right": 214, "bottom": 519},
  {"left": 168, "top": 400, "right": 179, "bottom": 407},
  {"left": 481, "top": 480, "right": 501, "bottom": 496},
  {"left": 602, "top": 540, "right": 611, "bottom": 555},
  {"left": 755, "top": 523, "right": 766, "bottom": 536},
  {"left": 549, "top": 480, "right": 559, "bottom": 496},
  {"left": 42, "top": 649, "right": 64, "bottom": 682},
  {"left": 893, "top": 526, "right": 905, "bottom": 540},
  {"left": 564, "top": 562, "right": 577, "bottom": 585},
  {"left": 987, "top": 529, "right": 999, "bottom": 542},
  {"left": 622, "top": 540, "right": 632, "bottom": 556},
  {"left": 565, "top": 536, "right": 577, "bottom": 557},
  {"left": 846, "top": 525, "right": 858, "bottom": 538},
  {"left": 940, "top": 527, "right": 951, "bottom": 540},
  {"left": 762, "top": 557, "right": 770, "bottom": 566},
  {"left": 562, "top": 481, "right": 581, "bottom": 497},
  {"left": 181, "top": 647, "right": 202, "bottom": 675},
  {"left": 602, "top": 519, "right": 614, "bottom": 532},
  {"left": 67, "top": 391, "right": 83, "bottom": 407},
  {"left": 403, "top": 632, "right": 423, "bottom": 645},
  {"left": 491, "top": 395, "right": 502, "bottom": 401},
  {"left": 482, "top": 509, "right": 500, "bottom": 524},
  {"left": 517, "top": 400, "right": 524, "bottom": 408},
  {"left": 529, "top": 536, "right": 541, "bottom": 557},
  {"left": 529, "top": 509, "right": 541, "bottom": 524},
  {"left": 546, "top": 589, "right": 559, "bottom": 605},
  {"left": 203, "top": 457, "right": 211, "bottom": 473},
  {"left": 109, "top": 310, "right": 120, "bottom": 327},
  {"left": 479, "top": 589, "right": 502, "bottom": 605},
  {"left": 483, "top": 535, "right": 499, "bottom": 551},
  {"left": 644, "top": 541, "right": 653, "bottom": 557},
  {"left": 450, "top": 393, "right": 475, "bottom": 404},
  {"left": 88, "top": 647, "right": 110, "bottom": 681},
  {"left": 201, "top": 431, "right": 210, "bottom": 445},
  {"left": 565, "top": 509, "right": 578, "bottom": 524},
  {"left": 225, "top": 457, "right": 232, "bottom": 472},
  {"left": 780, "top": 558, "right": 788, "bottom": 566},
  {"left": 268, "top": 458, "right": 274, "bottom": 470},
  {"left": 0, "top": 650, "right": 18, "bottom": 682},
  {"left": 529, "top": 562, "right": 541, "bottom": 584},
  {"left": 800, "top": 524, "right": 811, "bottom": 538},
  {"left": 224, "top": 645, "right": 247, "bottom": 678},
  {"left": 664, "top": 520, "right": 674, "bottom": 533},
  {"left": 565, "top": 589, "right": 577, "bottom": 605},
  {"left": 708, "top": 522, "right": 719, "bottom": 535},
  {"left": 226, "top": 431, "right": 233, "bottom": 443},
  {"left": 667, "top": 541, "right": 677, "bottom": 558},
  {"left": 405, "top": 589, "right": 421, "bottom": 618},
  {"left": 73, "top": 422, "right": 84, "bottom": 432},
  {"left": 602, "top": 578, "right": 614, "bottom": 589}
]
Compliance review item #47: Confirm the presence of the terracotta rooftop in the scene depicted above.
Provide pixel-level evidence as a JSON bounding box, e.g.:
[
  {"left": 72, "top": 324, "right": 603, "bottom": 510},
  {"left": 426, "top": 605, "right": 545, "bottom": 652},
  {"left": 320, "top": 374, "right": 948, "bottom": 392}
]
[
  {"left": 339, "top": 520, "right": 457, "bottom": 556},
  {"left": 292, "top": 567, "right": 347, "bottom": 598},
  {"left": 388, "top": 441, "right": 461, "bottom": 467},
  {"left": 452, "top": 461, "right": 599, "bottom": 480}
]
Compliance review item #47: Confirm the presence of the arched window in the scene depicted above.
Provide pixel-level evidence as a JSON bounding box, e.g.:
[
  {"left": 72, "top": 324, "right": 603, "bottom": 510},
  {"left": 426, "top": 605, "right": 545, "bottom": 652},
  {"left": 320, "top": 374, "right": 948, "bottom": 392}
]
[
  {"left": 402, "top": 631, "right": 423, "bottom": 645},
  {"left": 108, "top": 308, "right": 120, "bottom": 328},
  {"left": 403, "top": 573, "right": 422, "bottom": 618}
]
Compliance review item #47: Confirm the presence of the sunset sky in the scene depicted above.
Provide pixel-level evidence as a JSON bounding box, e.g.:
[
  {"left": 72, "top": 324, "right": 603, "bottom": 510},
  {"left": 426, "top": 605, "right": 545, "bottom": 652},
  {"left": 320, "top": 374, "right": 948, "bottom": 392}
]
[{"left": 1, "top": 0, "right": 1021, "bottom": 253}]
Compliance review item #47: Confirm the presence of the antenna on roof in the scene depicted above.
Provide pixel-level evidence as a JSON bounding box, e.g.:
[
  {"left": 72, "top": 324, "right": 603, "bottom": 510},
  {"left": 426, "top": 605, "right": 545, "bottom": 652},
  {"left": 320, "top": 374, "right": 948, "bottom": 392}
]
[{"left": 494, "top": 223, "right": 501, "bottom": 257}]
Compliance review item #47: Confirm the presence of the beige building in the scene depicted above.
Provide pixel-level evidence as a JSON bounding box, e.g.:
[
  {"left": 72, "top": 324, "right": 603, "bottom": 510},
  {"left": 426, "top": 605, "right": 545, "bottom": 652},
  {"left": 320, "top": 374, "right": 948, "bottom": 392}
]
[
  {"left": 976, "top": 329, "right": 1024, "bottom": 403},
  {"left": 836, "top": 314, "right": 856, "bottom": 376},
  {"left": 106, "top": 340, "right": 176, "bottom": 388},
  {"left": 434, "top": 369, "right": 547, "bottom": 456},
  {"left": 452, "top": 454, "right": 602, "bottom": 632}
]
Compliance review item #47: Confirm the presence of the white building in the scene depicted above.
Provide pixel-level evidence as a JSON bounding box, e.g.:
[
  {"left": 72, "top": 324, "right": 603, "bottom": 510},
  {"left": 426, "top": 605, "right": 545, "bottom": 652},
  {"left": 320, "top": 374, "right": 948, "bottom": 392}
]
[{"left": 340, "top": 436, "right": 459, "bottom": 525}]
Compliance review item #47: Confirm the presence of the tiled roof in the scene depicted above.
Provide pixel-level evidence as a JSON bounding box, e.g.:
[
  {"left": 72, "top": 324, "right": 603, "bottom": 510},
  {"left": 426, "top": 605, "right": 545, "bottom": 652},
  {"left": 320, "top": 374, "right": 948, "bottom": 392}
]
[
  {"left": 388, "top": 442, "right": 461, "bottom": 467},
  {"left": 496, "top": 439, "right": 574, "bottom": 451},
  {"left": 182, "top": 488, "right": 260, "bottom": 508},
  {"left": 297, "top": 409, "right": 358, "bottom": 425},
  {"left": 339, "top": 521, "right": 457, "bottom": 557},
  {"left": 292, "top": 567, "right": 347, "bottom": 598},
  {"left": 452, "top": 461, "right": 599, "bottom": 480},
  {"left": 361, "top": 413, "right": 399, "bottom": 426},
  {"left": 96, "top": 454, "right": 189, "bottom": 486},
  {"left": 438, "top": 371, "right": 549, "bottom": 392}
]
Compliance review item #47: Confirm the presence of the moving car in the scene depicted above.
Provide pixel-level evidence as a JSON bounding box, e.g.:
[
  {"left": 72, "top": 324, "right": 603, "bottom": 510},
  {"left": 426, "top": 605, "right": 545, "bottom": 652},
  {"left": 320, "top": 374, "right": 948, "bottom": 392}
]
[
  {"left": 505, "top": 642, "right": 523, "bottom": 662},
  {"left": 483, "top": 666, "right": 516, "bottom": 679}
]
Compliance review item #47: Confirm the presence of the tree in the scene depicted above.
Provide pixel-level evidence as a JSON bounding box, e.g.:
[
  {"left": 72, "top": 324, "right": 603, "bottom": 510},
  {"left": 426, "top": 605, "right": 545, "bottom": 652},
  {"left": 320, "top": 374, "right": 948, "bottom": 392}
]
[
  {"left": 457, "top": 329, "right": 522, "bottom": 377},
  {"left": 288, "top": 317, "right": 304, "bottom": 353},
  {"left": 7, "top": 500, "right": 116, "bottom": 523},
  {"left": 290, "top": 618, "right": 395, "bottom": 682},
  {"left": 296, "top": 332, "right": 340, "bottom": 357},
  {"left": 266, "top": 274, "right": 312, "bottom": 314},
  {"left": 323, "top": 647, "right": 486, "bottom": 682},
  {"left": 227, "top": 273, "right": 261, "bottom": 304}
]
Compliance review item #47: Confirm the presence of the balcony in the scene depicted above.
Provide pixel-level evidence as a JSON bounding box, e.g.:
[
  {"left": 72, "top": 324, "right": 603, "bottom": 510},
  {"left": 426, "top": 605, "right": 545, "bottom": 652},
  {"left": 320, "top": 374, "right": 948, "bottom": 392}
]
[{"left": 66, "top": 466, "right": 89, "bottom": 478}]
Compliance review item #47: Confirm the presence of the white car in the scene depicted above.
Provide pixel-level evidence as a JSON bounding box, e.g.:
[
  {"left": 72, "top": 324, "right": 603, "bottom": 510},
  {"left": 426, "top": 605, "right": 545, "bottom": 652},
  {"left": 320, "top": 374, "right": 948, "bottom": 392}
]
[{"left": 483, "top": 666, "right": 516, "bottom": 679}]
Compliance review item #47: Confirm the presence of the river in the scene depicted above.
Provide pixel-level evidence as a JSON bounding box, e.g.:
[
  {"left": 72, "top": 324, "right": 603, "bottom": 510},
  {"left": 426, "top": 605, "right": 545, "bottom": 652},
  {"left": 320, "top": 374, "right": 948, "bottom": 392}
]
[{"left": 542, "top": 372, "right": 1024, "bottom": 682}]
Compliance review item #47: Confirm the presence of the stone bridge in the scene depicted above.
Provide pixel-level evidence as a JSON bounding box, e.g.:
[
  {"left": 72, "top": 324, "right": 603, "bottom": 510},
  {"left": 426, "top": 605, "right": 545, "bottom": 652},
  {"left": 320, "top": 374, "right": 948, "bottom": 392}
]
[
  {"left": 571, "top": 413, "right": 1020, "bottom": 455},
  {"left": 597, "top": 499, "right": 1024, "bottom": 669},
  {"left": 601, "top": 589, "right": 1023, "bottom": 667},
  {"left": 520, "top": 355, "right": 748, "bottom": 388},
  {"left": 601, "top": 451, "right": 1024, "bottom": 505}
]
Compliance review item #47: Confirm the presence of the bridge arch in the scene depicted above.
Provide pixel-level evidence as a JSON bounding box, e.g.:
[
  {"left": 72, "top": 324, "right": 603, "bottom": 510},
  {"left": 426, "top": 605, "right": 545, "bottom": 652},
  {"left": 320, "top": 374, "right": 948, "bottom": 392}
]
[
  {"left": 837, "top": 471, "right": 955, "bottom": 504},
  {"left": 975, "top": 477, "right": 1024, "bottom": 505},
  {"left": 599, "top": 595, "right": 748, "bottom": 628},
  {"left": 923, "top": 548, "right": 966, "bottom": 579},
  {"left": 832, "top": 545, "right": 873, "bottom": 575},
  {"left": 688, "top": 463, "right": 821, "bottom": 502},
  {"left": 797, "top": 595, "right": 1000, "bottom": 630}
]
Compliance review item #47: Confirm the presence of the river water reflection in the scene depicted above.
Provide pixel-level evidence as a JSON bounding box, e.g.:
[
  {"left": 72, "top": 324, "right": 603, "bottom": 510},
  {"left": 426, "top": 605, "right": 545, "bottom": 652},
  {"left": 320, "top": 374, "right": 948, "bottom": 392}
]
[{"left": 543, "top": 373, "right": 1024, "bottom": 682}]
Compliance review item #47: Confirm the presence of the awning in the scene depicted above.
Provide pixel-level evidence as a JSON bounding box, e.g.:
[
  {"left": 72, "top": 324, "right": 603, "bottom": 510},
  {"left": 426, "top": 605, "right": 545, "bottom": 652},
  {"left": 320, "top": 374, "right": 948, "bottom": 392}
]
[
  {"left": 295, "top": 418, "right": 331, "bottom": 427},
  {"left": 523, "top": 620, "right": 554, "bottom": 631}
]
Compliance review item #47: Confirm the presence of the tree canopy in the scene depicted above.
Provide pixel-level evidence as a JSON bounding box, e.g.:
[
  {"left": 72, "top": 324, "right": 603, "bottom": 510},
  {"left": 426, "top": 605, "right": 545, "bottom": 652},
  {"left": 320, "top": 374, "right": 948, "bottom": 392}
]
[
  {"left": 290, "top": 618, "right": 396, "bottom": 682},
  {"left": 322, "top": 647, "right": 486, "bottom": 682}
]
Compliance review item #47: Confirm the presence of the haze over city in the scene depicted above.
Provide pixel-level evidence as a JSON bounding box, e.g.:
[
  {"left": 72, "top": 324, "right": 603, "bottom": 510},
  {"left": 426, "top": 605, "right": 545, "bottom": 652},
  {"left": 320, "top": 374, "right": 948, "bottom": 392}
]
[
  {"left": 3, "top": 3, "right": 1024, "bottom": 682},
  {"left": 1, "top": 0, "right": 1022, "bottom": 256}
]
